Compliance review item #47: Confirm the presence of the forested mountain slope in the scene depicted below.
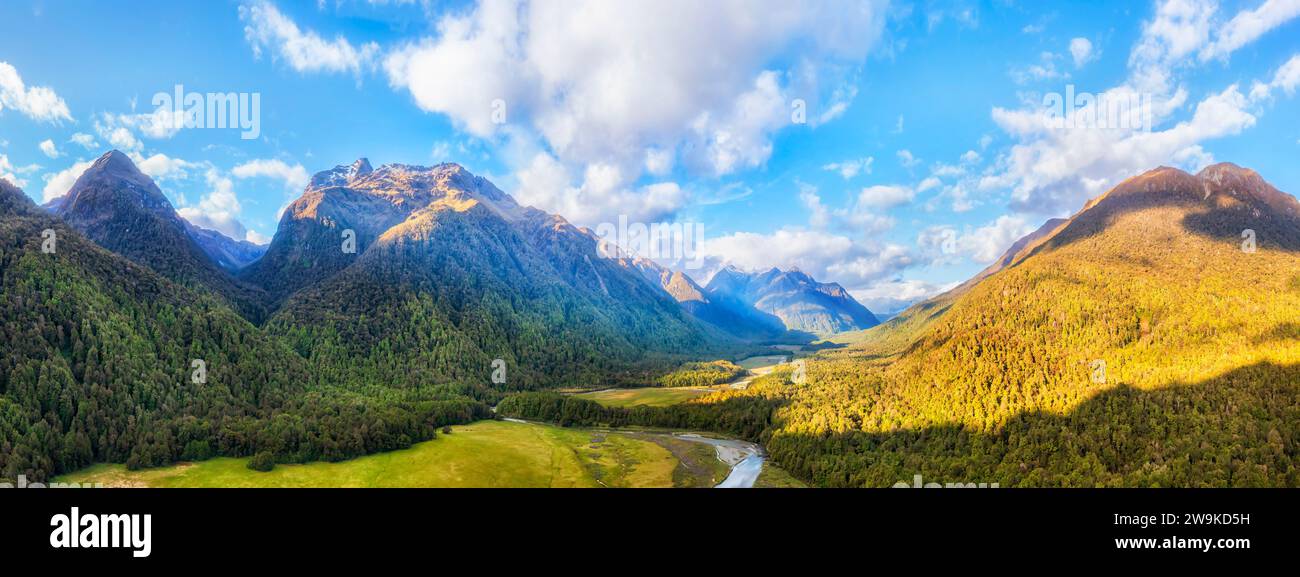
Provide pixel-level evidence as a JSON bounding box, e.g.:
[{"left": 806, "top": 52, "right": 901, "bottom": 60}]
[
  {"left": 50, "top": 151, "right": 268, "bottom": 321},
  {"left": 755, "top": 163, "right": 1300, "bottom": 487},
  {"left": 249, "top": 160, "right": 737, "bottom": 389},
  {"left": 0, "top": 177, "right": 488, "bottom": 482}
]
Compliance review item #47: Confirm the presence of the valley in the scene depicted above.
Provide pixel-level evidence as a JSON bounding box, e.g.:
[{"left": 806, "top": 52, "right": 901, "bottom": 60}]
[
  {"left": 4, "top": 152, "right": 1298, "bottom": 490},
  {"left": 57, "top": 419, "right": 797, "bottom": 488}
]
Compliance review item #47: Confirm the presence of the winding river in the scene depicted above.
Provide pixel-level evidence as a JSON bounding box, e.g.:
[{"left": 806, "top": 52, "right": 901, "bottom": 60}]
[{"left": 500, "top": 418, "right": 766, "bottom": 488}]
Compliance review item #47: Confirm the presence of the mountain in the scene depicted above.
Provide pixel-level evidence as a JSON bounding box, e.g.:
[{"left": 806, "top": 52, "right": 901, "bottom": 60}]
[
  {"left": 50, "top": 150, "right": 267, "bottom": 321},
  {"left": 183, "top": 221, "right": 267, "bottom": 271},
  {"left": 247, "top": 160, "right": 733, "bottom": 388},
  {"left": 618, "top": 257, "right": 790, "bottom": 341},
  {"left": 0, "top": 175, "right": 490, "bottom": 482},
  {"left": 760, "top": 163, "right": 1300, "bottom": 487},
  {"left": 703, "top": 266, "right": 879, "bottom": 335}
]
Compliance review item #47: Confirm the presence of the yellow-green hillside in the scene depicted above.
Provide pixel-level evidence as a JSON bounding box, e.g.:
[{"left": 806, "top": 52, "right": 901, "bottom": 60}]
[{"left": 760, "top": 164, "right": 1300, "bottom": 487}]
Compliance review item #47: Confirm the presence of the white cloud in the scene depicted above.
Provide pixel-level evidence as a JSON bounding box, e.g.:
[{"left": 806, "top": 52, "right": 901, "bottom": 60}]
[
  {"left": 917, "top": 176, "right": 942, "bottom": 192},
  {"left": 39, "top": 139, "right": 59, "bottom": 159},
  {"left": 798, "top": 183, "right": 830, "bottom": 228},
  {"left": 1129, "top": 0, "right": 1217, "bottom": 93},
  {"left": 699, "top": 228, "right": 914, "bottom": 292},
  {"left": 822, "top": 156, "right": 873, "bottom": 179},
  {"left": 512, "top": 151, "right": 686, "bottom": 225},
  {"left": 0, "top": 61, "right": 72, "bottom": 123},
  {"left": 42, "top": 159, "right": 94, "bottom": 202},
  {"left": 132, "top": 152, "right": 197, "bottom": 182},
  {"left": 177, "top": 168, "right": 249, "bottom": 240},
  {"left": 1270, "top": 53, "right": 1300, "bottom": 95},
  {"left": 69, "top": 133, "right": 98, "bottom": 150},
  {"left": 853, "top": 184, "right": 914, "bottom": 211},
  {"left": 850, "top": 278, "right": 957, "bottom": 316},
  {"left": 383, "top": 0, "right": 888, "bottom": 223},
  {"left": 232, "top": 158, "right": 310, "bottom": 191},
  {"left": 1200, "top": 0, "right": 1300, "bottom": 62},
  {"left": 644, "top": 147, "right": 674, "bottom": 176},
  {"left": 1069, "top": 37, "right": 1096, "bottom": 67},
  {"left": 1011, "top": 51, "right": 1066, "bottom": 84},
  {"left": 981, "top": 0, "right": 1298, "bottom": 216},
  {"left": 94, "top": 118, "right": 143, "bottom": 152},
  {"left": 240, "top": 0, "right": 379, "bottom": 76},
  {"left": 1, "top": 154, "right": 30, "bottom": 188},
  {"left": 896, "top": 149, "right": 921, "bottom": 168},
  {"left": 101, "top": 108, "right": 186, "bottom": 140},
  {"left": 917, "top": 214, "right": 1037, "bottom": 265},
  {"left": 986, "top": 83, "right": 1256, "bottom": 214},
  {"left": 245, "top": 229, "right": 272, "bottom": 245}
]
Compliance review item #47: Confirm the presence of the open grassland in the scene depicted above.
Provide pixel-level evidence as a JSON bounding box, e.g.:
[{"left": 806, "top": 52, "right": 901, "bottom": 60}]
[
  {"left": 737, "top": 355, "right": 788, "bottom": 370},
  {"left": 58, "top": 420, "right": 711, "bottom": 488},
  {"left": 575, "top": 387, "right": 712, "bottom": 408}
]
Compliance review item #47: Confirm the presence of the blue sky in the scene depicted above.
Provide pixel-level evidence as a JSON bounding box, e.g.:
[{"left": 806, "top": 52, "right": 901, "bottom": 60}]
[{"left": 1, "top": 0, "right": 1298, "bottom": 314}]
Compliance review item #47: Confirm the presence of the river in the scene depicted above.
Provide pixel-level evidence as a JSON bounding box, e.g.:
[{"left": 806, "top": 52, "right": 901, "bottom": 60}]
[{"left": 500, "top": 418, "right": 766, "bottom": 488}]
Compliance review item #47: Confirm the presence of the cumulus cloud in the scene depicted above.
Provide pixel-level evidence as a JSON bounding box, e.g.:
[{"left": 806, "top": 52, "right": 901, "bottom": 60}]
[
  {"left": 42, "top": 159, "right": 94, "bottom": 202},
  {"left": 1011, "top": 51, "right": 1067, "bottom": 84},
  {"left": 232, "top": 158, "right": 310, "bottom": 191},
  {"left": 798, "top": 183, "right": 831, "bottom": 229},
  {"left": 245, "top": 229, "right": 272, "bottom": 245},
  {"left": 822, "top": 156, "right": 874, "bottom": 179},
  {"left": 0, "top": 61, "right": 72, "bottom": 123},
  {"left": 512, "top": 151, "right": 686, "bottom": 225},
  {"left": 132, "top": 152, "right": 197, "bottom": 182},
  {"left": 699, "top": 228, "right": 914, "bottom": 291},
  {"left": 93, "top": 117, "right": 143, "bottom": 152},
  {"left": 985, "top": 83, "right": 1256, "bottom": 214},
  {"left": 979, "top": 0, "right": 1300, "bottom": 216},
  {"left": 101, "top": 108, "right": 186, "bottom": 140},
  {"left": 1199, "top": 0, "right": 1300, "bottom": 62},
  {"left": 896, "top": 149, "right": 921, "bottom": 168},
  {"left": 852, "top": 185, "right": 915, "bottom": 211},
  {"left": 177, "top": 169, "right": 249, "bottom": 240},
  {"left": 69, "top": 133, "right": 98, "bottom": 150},
  {"left": 1128, "top": 0, "right": 1216, "bottom": 93},
  {"left": 383, "top": 0, "right": 887, "bottom": 223},
  {"left": 1269, "top": 53, "right": 1300, "bottom": 95},
  {"left": 240, "top": 0, "right": 379, "bottom": 76},
  {"left": 39, "top": 139, "right": 59, "bottom": 159},
  {"left": 850, "top": 278, "right": 958, "bottom": 316},
  {"left": 1070, "top": 37, "right": 1096, "bottom": 67},
  {"left": 1, "top": 154, "right": 35, "bottom": 189},
  {"left": 918, "top": 214, "right": 1038, "bottom": 265}
]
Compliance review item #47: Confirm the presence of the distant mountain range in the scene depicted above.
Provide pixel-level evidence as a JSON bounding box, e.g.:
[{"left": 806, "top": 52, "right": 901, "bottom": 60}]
[
  {"left": 183, "top": 221, "right": 267, "bottom": 272},
  {"left": 705, "top": 266, "right": 879, "bottom": 335}
]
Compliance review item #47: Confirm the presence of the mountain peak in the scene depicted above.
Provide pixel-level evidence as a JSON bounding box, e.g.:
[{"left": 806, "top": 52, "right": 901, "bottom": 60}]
[
  {"left": 309, "top": 158, "right": 375, "bottom": 188},
  {"left": 85, "top": 149, "right": 148, "bottom": 181}
]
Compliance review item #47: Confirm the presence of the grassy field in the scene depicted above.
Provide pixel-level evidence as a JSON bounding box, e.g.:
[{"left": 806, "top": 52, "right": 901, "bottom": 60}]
[
  {"left": 737, "top": 355, "right": 788, "bottom": 370},
  {"left": 574, "top": 387, "right": 712, "bottom": 408},
  {"left": 57, "top": 420, "right": 711, "bottom": 488},
  {"left": 753, "top": 464, "right": 809, "bottom": 488}
]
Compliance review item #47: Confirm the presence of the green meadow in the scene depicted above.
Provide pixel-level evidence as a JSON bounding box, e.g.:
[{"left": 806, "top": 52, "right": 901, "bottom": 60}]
[
  {"left": 58, "top": 420, "right": 707, "bottom": 488},
  {"left": 574, "top": 387, "right": 712, "bottom": 408}
]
